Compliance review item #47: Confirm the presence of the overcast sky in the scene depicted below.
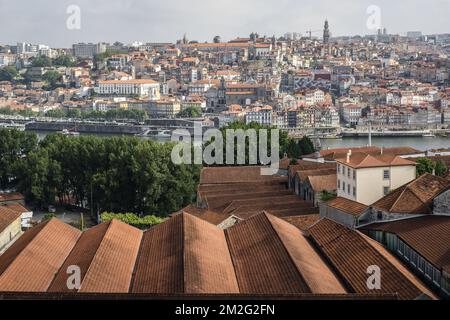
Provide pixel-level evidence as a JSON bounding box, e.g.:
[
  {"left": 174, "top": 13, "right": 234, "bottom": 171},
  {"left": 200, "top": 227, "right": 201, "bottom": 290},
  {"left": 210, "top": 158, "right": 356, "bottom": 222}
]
[{"left": 0, "top": 0, "right": 449, "bottom": 47}]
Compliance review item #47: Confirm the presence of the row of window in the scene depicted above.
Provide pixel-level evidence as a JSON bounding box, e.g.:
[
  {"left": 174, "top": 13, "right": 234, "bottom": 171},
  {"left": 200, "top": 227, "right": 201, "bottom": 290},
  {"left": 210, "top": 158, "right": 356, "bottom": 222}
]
[
  {"left": 398, "top": 239, "right": 442, "bottom": 287},
  {"left": 338, "top": 180, "right": 356, "bottom": 197},
  {"left": 338, "top": 164, "right": 391, "bottom": 181},
  {"left": 337, "top": 164, "right": 356, "bottom": 180}
]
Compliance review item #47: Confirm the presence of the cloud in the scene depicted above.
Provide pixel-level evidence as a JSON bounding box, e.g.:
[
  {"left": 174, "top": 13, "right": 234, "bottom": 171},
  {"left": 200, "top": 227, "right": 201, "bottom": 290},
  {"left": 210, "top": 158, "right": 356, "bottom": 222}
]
[{"left": 0, "top": 0, "right": 448, "bottom": 47}]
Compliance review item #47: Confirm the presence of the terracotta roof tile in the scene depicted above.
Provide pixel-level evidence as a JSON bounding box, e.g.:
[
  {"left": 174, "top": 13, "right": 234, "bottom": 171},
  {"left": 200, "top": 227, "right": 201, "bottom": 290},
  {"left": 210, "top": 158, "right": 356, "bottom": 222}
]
[
  {"left": 200, "top": 167, "right": 287, "bottom": 185},
  {"left": 48, "top": 222, "right": 110, "bottom": 292},
  {"left": 132, "top": 213, "right": 239, "bottom": 294},
  {"left": 131, "top": 214, "right": 184, "bottom": 294},
  {"left": 79, "top": 220, "right": 142, "bottom": 293},
  {"left": 0, "top": 192, "right": 24, "bottom": 203},
  {"left": 326, "top": 197, "right": 369, "bottom": 216},
  {"left": 307, "top": 219, "right": 435, "bottom": 300},
  {"left": 361, "top": 216, "right": 450, "bottom": 271},
  {"left": 0, "top": 206, "right": 22, "bottom": 234},
  {"left": 1, "top": 203, "right": 30, "bottom": 214},
  {"left": 307, "top": 174, "right": 337, "bottom": 192},
  {"left": 183, "top": 213, "right": 239, "bottom": 293},
  {"left": 336, "top": 153, "right": 416, "bottom": 169},
  {"left": 177, "top": 205, "right": 229, "bottom": 225},
  {"left": 0, "top": 219, "right": 81, "bottom": 292},
  {"left": 283, "top": 215, "right": 321, "bottom": 231},
  {"left": 372, "top": 174, "right": 450, "bottom": 214},
  {"left": 225, "top": 213, "right": 345, "bottom": 294}
]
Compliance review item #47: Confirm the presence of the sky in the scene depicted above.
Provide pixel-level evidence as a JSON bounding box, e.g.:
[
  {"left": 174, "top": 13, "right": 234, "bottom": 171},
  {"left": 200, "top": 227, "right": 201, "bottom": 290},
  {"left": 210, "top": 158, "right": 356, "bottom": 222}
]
[{"left": 0, "top": 0, "right": 449, "bottom": 47}]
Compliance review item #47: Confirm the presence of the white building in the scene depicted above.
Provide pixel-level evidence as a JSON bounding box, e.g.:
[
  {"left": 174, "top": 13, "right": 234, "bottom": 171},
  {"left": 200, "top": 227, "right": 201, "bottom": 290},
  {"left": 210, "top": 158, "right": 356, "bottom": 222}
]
[
  {"left": 0, "top": 54, "right": 15, "bottom": 67},
  {"left": 95, "top": 79, "right": 160, "bottom": 99},
  {"left": 305, "top": 89, "right": 325, "bottom": 106},
  {"left": 245, "top": 106, "right": 273, "bottom": 126},
  {"left": 341, "top": 104, "right": 362, "bottom": 126},
  {"left": 73, "top": 43, "right": 107, "bottom": 58},
  {"left": 336, "top": 151, "right": 417, "bottom": 206}
]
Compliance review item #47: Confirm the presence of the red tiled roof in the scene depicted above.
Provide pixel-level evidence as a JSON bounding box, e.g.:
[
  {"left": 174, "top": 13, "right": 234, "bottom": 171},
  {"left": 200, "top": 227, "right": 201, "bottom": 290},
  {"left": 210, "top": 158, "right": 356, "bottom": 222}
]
[
  {"left": 307, "top": 174, "right": 337, "bottom": 192},
  {"left": 200, "top": 167, "right": 287, "bottom": 185},
  {"left": 307, "top": 219, "right": 436, "bottom": 300},
  {"left": 283, "top": 215, "right": 321, "bottom": 231},
  {"left": 360, "top": 216, "right": 450, "bottom": 272},
  {"left": 325, "top": 197, "right": 369, "bottom": 216},
  {"left": 0, "top": 219, "right": 81, "bottom": 292},
  {"left": 0, "top": 192, "right": 24, "bottom": 203},
  {"left": 225, "top": 213, "right": 345, "bottom": 294},
  {"left": 0, "top": 206, "right": 21, "bottom": 234},
  {"left": 372, "top": 174, "right": 450, "bottom": 214},
  {"left": 1, "top": 203, "right": 30, "bottom": 214},
  {"left": 336, "top": 153, "right": 416, "bottom": 169}
]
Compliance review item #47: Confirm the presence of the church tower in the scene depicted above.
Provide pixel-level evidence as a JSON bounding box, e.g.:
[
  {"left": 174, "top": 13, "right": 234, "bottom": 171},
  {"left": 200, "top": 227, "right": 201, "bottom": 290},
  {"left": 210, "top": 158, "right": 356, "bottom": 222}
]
[{"left": 323, "top": 19, "right": 330, "bottom": 44}]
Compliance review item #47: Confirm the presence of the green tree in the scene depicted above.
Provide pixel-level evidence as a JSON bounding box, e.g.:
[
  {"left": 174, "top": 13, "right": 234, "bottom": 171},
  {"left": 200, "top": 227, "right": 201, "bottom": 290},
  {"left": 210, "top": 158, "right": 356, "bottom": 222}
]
[
  {"left": 320, "top": 190, "right": 337, "bottom": 202},
  {"left": 434, "top": 159, "right": 448, "bottom": 177},
  {"left": 31, "top": 56, "right": 52, "bottom": 67},
  {"left": 416, "top": 158, "right": 435, "bottom": 176},
  {"left": 0, "top": 66, "right": 18, "bottom": 81},
  {"left": 45, "top": 109, "right": 66, "bottom": 118},
  {"left": 0, "top": 129, "right": 38, "bottom": 189},
  {"left": 42, "top": 70, "right": 63, "bottom": 89},
  {"left": 219, "top": 121, "right": 291, "bottom": 166},
  {"left": 14, "top": 148, "right": 62, "bottom": 208},
  {"left": 53, "top": 55, "right": 75, "bottom": 67},
  {"left": 4, "top": 133, "right": 200, "bottom": 215},
  {"left": 298, "top": 136, "right": 315, "bottom": 155},
  {"left": 101, "top": 212, "right": 167, "bottom": 229},
  {"left": 177, "top": 106, "right": 202, "bottom": 118}
]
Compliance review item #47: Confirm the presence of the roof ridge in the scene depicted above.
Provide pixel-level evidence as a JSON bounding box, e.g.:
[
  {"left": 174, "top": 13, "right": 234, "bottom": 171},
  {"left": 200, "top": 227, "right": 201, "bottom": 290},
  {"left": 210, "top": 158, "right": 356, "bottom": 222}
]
[
  {"left": 223, "top": 226, "right": 242, "bottom": 293},
  {"left": 385, "top": 184, "right": 406, "bottom": 211},
  {"left": 356, "top": 230, "right": 435, "bottom": 298},
  {"left": 263, "top": 212, "right": 313, "bottom": 293},
  {"left": 0, "top": 218, "right": 52, "bottom": 280},
  {"left": 77, "top": 220, "right": 114, "bottom": 292},
  {"left": 181, "top": 212, "right": 186, "bottom": 294}
]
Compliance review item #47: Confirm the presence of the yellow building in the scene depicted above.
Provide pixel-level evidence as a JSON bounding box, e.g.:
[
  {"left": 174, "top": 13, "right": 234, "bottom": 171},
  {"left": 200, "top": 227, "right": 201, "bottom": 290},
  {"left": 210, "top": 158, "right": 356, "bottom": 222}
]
[{"left": 0, "top": 206, "right": 22, "bottom": 253}]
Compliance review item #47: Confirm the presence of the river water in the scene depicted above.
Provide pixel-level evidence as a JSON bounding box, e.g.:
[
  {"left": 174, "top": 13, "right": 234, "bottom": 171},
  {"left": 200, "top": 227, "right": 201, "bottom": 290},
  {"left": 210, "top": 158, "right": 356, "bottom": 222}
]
[
  {"left": 32, "top": 131, "right": 450, "bottom": 152},
  {"left": 319, "top": 136, "right": 450, "bottom": 151}
]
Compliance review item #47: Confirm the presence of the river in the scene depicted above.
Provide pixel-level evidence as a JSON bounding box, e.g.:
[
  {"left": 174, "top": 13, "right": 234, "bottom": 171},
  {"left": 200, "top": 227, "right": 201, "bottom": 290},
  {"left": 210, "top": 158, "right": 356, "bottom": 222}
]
[
  {"left": 31, "top": 130, "right": 450, "bottom": 152},
  {"left": 319, "top": 136, "right": 450, "bottom": 151}
]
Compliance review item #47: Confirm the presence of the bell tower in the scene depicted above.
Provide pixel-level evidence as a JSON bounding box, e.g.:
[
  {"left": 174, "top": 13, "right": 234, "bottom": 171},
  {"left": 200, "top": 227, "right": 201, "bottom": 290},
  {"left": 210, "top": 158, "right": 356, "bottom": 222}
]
[{"left": 323, "top": 19, "right": 330, "bottom": 44}]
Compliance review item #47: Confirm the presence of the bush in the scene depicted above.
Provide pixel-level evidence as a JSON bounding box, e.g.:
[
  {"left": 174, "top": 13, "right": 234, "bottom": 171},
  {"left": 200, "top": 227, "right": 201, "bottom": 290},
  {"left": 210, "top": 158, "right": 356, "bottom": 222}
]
[{"left": 101, "top": 212, "right": 167, "bottom": 229}]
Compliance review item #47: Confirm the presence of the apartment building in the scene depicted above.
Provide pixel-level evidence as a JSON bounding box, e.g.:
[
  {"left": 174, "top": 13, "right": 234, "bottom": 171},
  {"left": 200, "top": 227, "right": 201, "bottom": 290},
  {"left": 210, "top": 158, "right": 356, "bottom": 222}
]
[
  {"left": 336, "top": 151, "right": 417, "bottom": 205},
  {"left": 341, "top": 103, "right": 362, "bottom": 126},
  {"left": 244, "top": 106, "right": 273, "bottom": 126},
  {"left": 72, "top": 42, "right": 107, "bottom": 58},
  {"left": 148, "top": 99, "right": 181, "bottom": 118}
]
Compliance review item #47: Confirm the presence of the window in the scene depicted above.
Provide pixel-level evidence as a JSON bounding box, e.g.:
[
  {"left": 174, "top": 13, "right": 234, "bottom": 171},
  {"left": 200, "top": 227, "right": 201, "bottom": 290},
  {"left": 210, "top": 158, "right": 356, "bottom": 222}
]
[
  {"left": 348, "top": 168, "right": 351, "bottom": 178},
  {"left": 353, "top": 170, "right": 356, "bottom": 180},
  {"left": 383, "top": 187, "right": 390, "bottom": 195},
  {"left": 343, "top": 182, "right": 346, "bottom": 192},
  {"left": 337, "top": 179, "right": 341, "bottom": 189},
  {"left": 337, "top": 164, "right": 340, "bottom": 173},
  {"left": 353, "top": 187, "right": 356, "bottom": 197},
  {"left": 383, "top": 170, "right": 390, "bottom": 180},
  {"left": 347, "top": 184, "right": 350, "bottom": 194},
  {"left": 377, "top": 211, "right": 383, "bottom": 220},
  {"left": 343, "top": 166, "right": 346, "bottom": 176}
]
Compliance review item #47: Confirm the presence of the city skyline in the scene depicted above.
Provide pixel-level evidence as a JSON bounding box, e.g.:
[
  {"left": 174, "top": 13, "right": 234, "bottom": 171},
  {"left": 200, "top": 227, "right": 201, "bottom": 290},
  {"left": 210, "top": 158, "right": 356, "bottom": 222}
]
[{"left": 0, "top": 0, "right": 449, "bottom": 47}]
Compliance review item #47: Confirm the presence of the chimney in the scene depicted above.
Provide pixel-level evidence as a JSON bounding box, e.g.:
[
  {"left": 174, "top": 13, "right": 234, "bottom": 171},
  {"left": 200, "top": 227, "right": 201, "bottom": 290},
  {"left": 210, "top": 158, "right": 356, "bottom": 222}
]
[
  {"left": 346, "top": 149, "right": 352, "bottom": 163},
  {"left": 380, "top": 147, "right": 383, "bottom": 155}
]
